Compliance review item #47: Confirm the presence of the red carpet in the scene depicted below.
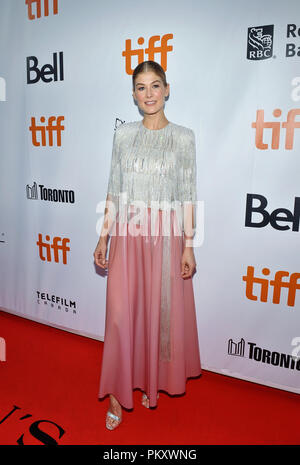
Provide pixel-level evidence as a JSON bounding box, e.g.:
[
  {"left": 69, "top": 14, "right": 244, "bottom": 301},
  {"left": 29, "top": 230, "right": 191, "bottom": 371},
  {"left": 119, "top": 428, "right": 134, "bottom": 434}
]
[{"left": 0, "top": 309, "right": 299, "bottom": 445}]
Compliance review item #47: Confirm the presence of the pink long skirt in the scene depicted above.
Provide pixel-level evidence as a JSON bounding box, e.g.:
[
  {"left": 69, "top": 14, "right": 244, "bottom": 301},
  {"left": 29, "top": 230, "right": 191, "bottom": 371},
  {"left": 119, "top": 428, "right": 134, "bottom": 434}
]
[{"left": 98, "top": 206, "right": 201, "bottom": 408}]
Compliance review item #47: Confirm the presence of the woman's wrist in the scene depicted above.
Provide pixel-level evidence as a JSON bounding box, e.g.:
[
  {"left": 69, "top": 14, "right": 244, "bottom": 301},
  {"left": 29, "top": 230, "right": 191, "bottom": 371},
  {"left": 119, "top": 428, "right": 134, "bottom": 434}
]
[
  {"left": 183, "top": 234, "right": 194, "bottom": 249},
  {"left": 99, "top": 233, "right": 109, "bottom": 246}
]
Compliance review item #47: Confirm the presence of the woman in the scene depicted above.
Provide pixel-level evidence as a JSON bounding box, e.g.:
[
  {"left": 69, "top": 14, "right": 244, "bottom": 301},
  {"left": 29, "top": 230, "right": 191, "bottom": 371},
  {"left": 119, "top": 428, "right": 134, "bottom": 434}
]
[{"left": 94, "top": 60, "right": 201, "bottom": 430}]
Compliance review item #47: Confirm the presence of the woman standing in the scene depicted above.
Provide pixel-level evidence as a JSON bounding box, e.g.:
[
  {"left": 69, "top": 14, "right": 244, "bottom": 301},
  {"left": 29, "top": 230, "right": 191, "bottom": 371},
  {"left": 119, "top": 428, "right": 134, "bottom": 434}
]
[{"left": 94, "top": 60, "right": 201, "bottom": 430}]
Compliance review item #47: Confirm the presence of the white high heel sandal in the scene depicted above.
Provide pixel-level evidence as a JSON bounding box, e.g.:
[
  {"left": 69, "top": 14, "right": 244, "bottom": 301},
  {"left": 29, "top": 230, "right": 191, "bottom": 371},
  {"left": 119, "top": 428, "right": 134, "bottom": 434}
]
[
  {"left": 106, "top": 410, "right": 122, "bottom": 430},
  {"left": 141, "top": 392, "right": 159, "bottom": 408}
]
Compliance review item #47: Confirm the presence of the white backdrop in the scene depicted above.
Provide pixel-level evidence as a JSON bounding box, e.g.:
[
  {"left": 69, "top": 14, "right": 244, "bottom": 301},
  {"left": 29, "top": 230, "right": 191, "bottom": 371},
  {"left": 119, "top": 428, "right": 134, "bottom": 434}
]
[{"left": 0, "top": 0, "right": 299, "bottom": 394}]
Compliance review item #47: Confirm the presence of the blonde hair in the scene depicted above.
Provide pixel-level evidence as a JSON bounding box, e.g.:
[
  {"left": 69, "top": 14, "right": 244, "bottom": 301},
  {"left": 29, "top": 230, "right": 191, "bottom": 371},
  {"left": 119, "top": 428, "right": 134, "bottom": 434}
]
[{"left": 132, "top": 60, "right": 167, "bottom": 90}]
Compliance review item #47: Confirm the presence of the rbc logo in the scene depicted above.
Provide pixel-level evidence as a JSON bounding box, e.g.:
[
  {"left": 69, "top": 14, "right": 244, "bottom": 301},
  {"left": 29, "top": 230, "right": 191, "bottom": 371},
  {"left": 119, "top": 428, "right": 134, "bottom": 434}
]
[
  {"left": 247, "top": 25, "right": 274, "bottom": 60},
  {"left": 122, "top": 34, "right": 173, "bottom": 74}
]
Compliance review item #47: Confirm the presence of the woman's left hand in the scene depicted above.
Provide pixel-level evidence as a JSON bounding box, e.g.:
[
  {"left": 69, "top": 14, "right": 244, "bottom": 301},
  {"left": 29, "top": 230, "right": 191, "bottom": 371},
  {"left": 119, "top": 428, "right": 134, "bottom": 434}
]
[{"left": 181, "top": 248, "right": 196, "bottom": 279}]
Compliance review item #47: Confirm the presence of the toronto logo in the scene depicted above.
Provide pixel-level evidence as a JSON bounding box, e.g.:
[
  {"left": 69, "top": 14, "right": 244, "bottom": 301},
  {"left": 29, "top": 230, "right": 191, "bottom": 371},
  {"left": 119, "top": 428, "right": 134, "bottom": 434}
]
[
  {"left": 227, "top": 338, "right": 300, "bottom": 371},
  {"left": 247, "top": 25, "right": 274, "bottom": 60},
  {"left": 228, "top": 338, "right": 245, "bottom": 357}
]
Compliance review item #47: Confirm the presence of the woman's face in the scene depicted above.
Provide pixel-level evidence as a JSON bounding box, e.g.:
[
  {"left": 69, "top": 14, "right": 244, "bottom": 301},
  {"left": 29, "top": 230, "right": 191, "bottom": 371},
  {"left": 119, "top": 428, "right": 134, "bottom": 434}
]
[{"left": 132, "top": 71, "right": 169, "bottom": 115}]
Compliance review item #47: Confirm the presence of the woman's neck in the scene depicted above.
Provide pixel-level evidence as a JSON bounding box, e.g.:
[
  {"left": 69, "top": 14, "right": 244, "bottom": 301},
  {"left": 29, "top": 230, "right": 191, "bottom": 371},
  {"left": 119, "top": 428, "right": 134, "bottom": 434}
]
[{"left": 142, "top": 114, "right": 169, "bottom": 130}]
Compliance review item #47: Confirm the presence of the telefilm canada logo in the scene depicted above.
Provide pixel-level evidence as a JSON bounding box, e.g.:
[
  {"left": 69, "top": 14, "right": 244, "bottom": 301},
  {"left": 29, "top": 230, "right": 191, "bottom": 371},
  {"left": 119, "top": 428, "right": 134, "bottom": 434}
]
[
  {"left": 247, "top": 25, "right": 274, "bottom": 60},
  {"left": 36, "top": 291, "right": 77, "bottom": 314},
  {"left": 228, "top": 338, "right": 300, "bottom": 371}
]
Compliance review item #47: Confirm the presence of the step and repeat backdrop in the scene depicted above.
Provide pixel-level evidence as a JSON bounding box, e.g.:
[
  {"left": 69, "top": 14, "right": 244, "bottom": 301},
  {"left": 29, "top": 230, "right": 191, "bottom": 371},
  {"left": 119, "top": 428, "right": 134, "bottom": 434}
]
[{"left": 0, "top": 0, "right": 299, "bottom": 394}]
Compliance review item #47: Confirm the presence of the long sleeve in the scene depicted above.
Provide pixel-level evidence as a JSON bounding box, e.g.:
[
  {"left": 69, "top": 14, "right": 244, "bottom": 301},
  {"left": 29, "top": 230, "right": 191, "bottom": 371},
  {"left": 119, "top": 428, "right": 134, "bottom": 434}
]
[
  {"left": 101, "top": 128, "right": 121, "bottom": 238},
  {"left": 182, "top": 129, "right": 197, "bottom": 233},
  {"left": 107, "top": 128, "right": 121, "bottom": 197}
]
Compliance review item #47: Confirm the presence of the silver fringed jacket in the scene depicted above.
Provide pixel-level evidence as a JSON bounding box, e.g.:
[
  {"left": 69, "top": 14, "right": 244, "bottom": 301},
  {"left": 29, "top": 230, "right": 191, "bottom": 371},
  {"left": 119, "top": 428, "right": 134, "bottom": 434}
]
[{"left": 106, "top": 120, "right": 197, "bottom": 235}]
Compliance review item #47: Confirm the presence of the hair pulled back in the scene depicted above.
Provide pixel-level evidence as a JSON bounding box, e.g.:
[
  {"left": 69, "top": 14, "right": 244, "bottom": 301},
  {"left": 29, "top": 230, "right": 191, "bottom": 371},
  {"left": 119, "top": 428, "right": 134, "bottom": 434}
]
[{"left": 132, "top": 60, "right": 167, "bottom": 90}]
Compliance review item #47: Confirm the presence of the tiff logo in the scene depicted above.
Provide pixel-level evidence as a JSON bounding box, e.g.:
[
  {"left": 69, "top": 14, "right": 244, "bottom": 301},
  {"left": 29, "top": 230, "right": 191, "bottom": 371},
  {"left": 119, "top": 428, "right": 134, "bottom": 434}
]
[
  {"left": 122, "top": 34, "right": 173, "bottom": 75},
  {"left": 25, "top": 0, "right": 58, "bottom": 20},
  {"left": 252, "top": 109, "right": 300, "bottom": 150},
  {"left": 29, "top": 116, "right": 64, "bottom": 146},
  {"left": 0, "top": 337, "right": 6, "bottom": 361},
  {"left": 0, "top": 77, "right": 6, "bottom": 101},
  {"left": 247, "top": 25, "right": 274, "bottom": 60},
  {"left": 228, "top": 338, "right": 245, "bottom": 357},
  {"left": 36, "top": 234, "right": 70, "bottom": 264},
  {"left": 243, "top": 266, "right": 300, "bottom": 307}
]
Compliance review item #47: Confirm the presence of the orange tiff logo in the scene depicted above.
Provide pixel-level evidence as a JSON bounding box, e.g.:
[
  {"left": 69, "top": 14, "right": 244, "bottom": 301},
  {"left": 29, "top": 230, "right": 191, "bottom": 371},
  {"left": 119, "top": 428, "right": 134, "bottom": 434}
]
[
  {"left": 252, "top": 108, "right": 300, "bottom": 149},
  {"left": 243, "top": 265, "right": 300, "bottom": 307},
  {"left": 122, "top": 34, "right": 173, "bottom": 74},
  {"left": 36, "top": 234, "right": 70, "bottom": 264},
  {"left": 29, "top": 116, "right": 64, "bottom": 146},
  {"left": 25, "top": 0, "right": 58, "bottom": 20}
]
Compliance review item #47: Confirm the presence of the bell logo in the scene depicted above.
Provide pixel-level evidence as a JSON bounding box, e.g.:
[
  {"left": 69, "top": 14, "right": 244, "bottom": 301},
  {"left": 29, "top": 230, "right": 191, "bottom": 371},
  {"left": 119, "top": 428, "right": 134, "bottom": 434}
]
[
  {"left": 122, "top": 34, "right": 173, "bottom": 75},
  {"left": 26, "top": 52, "right": 64, "bottom": 84},
  {"left": 252, "top": 109, "right": 300, "bottom": 150},
  {"left": 245, "top": 193, "right": 300, "bottom": 232}
]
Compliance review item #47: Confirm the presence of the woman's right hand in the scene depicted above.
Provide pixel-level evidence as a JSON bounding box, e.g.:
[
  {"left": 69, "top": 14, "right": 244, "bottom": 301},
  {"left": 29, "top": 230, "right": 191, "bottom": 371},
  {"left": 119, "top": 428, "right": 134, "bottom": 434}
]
[{"left": 94, "top": 240, "right": 108, "bottom": 269}]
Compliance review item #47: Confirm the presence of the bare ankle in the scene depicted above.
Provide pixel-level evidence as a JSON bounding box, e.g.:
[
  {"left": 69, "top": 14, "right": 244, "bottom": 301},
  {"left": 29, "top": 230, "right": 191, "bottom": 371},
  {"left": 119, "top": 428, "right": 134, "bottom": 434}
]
[{"left": 109, "top": 394, "right": 121, "bottom": 409}]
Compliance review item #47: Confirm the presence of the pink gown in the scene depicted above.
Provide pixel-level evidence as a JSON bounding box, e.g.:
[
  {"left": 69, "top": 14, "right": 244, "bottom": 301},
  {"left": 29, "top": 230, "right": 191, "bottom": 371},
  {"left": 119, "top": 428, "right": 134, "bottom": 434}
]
[{"left": 98, "top": 120, "right": 201, "bottom": 408}]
